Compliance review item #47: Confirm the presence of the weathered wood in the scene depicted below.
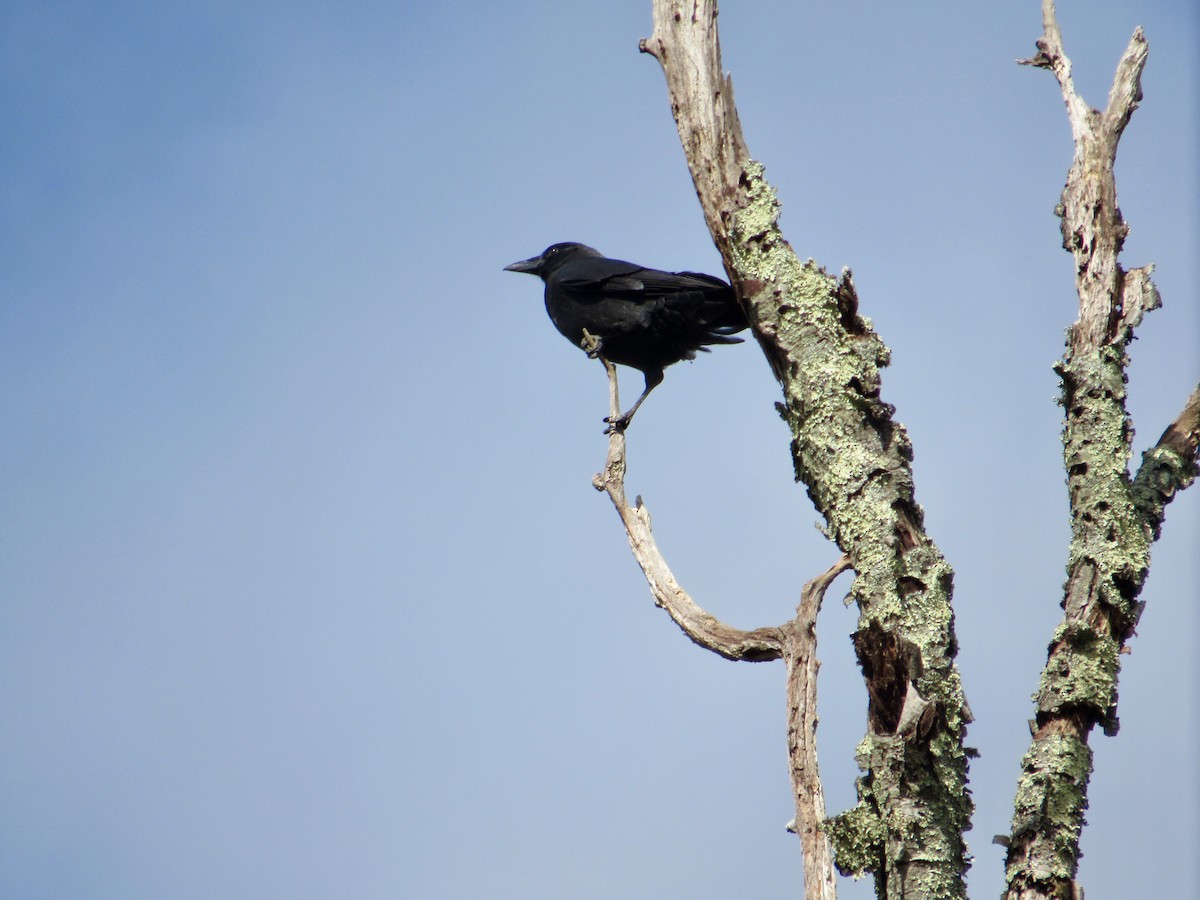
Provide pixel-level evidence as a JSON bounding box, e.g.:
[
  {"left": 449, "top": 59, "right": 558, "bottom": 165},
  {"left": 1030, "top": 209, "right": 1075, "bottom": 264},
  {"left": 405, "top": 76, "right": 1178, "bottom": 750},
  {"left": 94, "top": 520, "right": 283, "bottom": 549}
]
[
  {"left": 590, "top": 351, "right": 785, "bottom": 662},
  {"left": 636, "top": 3, "right": 973, "bottom": 897},
  {"left": 607, "top": 3, "right": 1196, "bottom": 898},
  {"left": 590, "top": 346, "right": 844, "bottom": 899},
  {"left": 1003, "top": 3, "right": 1200, "bottom": 897},
  {"left": 784, "top": 557, "right": 852, "bottom": 900}
]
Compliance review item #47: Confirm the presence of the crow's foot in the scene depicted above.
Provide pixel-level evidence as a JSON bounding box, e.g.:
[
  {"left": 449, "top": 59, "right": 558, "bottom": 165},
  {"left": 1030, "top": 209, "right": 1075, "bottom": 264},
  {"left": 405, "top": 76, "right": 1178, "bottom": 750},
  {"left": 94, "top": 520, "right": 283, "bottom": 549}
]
[
  {"left": 580, "top": 329, "right": 603, "bottom": 359},
  {"left": 603, "top": 413, "right": 632, "bottom": 435}
]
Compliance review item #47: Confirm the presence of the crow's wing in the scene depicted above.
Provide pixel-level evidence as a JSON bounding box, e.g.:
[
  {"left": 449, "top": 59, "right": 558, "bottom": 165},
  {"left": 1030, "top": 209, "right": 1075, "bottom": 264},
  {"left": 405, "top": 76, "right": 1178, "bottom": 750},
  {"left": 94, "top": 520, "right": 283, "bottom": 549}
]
[
  {"left": 552, "top": 255, "right": 745, "bottom": 356},
  {"left": 556, "top": 257, "right": 727, "bottom": 302}
]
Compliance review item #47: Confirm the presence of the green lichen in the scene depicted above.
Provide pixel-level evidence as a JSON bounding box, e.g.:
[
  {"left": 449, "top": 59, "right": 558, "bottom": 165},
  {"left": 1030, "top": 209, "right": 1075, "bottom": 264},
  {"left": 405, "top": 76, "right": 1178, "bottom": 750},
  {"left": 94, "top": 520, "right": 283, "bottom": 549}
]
[
  {"left": 1005, "top": 300, "right": 1176, "bottom": 894},
  {"left": 729, "top": 160, "right": 783, "bottom": 243},
  {"left": 1133, "top": 442, "right": 1198, "bottom": 538},
  {"left": 1006, "top": 734, "right": 1093, "bottom": 885},
  {"left": 728, "top": 160, "right": 972, "bottom": 897},
  {"left": 827, "top": 802, "right": 886, "bottom": 880},
  {"left": 1036, "top": 622, "right": 1120, "bottom": 714}
]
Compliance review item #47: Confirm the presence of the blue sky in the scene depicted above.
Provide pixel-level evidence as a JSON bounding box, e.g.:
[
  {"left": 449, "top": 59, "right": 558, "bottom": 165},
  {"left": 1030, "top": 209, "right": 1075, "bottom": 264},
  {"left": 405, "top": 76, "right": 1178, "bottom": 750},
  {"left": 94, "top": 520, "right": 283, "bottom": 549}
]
[{"left": 1, "top": 2, "right": 1196, "bottom": 898}]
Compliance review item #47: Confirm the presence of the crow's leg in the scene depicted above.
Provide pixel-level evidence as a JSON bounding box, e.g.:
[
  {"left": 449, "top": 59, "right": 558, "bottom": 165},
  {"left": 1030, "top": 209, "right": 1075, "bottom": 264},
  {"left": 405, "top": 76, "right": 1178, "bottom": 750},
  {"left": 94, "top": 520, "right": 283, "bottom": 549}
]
[{"left": 604, "top": 369, "right": 664, "bottom": 433}]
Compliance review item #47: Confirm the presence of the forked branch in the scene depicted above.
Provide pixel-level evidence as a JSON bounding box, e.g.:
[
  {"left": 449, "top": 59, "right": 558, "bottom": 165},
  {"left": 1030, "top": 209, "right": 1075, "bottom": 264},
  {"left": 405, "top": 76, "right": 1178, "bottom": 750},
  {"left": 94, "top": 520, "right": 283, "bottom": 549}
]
[
  {"left": 640, "top": 2, "right": 972, "bottom": 896},
  {"left": 1004, "top": 4, "right": 1199, "bottom": 898},
  {"left": 590, "top": 352, "right": 846, "bottom": 900}
]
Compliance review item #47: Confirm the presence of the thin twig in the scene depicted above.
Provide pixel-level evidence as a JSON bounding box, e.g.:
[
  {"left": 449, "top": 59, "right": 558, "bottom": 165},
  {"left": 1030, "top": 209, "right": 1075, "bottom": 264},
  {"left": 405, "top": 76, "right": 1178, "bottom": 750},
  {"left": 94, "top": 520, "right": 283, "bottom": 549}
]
[{"left": 590, "top": 357, "right": 785, "bottom": 661}]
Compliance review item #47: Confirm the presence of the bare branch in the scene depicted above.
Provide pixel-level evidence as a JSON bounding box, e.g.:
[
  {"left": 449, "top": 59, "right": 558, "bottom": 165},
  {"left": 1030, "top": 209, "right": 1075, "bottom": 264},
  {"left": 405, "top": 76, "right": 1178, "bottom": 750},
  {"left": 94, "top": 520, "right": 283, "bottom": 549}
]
[
  {"left": 1103, "top": 25, "right": 1148, "bottom": 141},
  {"left": 591, "top": 357, "right": 785, "bottom": 662},
  {"left": 638, "top": 0, "right": 749, "bottom": 256},
  {"left": 1020, "top": 2, "right": 1153, "bottom": 350},
  {"left": 784, "top": 556, "right": 852, "bottom": 900},
  {"left": 1018, "top": 0, "right": 1096, "bottom": 149},
  {"left": 591, "top": 347, "right": 850, "bottom": 896}
]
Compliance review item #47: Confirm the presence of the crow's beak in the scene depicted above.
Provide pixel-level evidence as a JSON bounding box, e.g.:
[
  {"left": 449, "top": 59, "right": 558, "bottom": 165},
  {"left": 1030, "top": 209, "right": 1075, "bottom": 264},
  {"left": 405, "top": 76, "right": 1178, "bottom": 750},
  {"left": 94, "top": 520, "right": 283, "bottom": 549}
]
[{"left": 503, "top": 255, "right": 542, "bottom": 275}]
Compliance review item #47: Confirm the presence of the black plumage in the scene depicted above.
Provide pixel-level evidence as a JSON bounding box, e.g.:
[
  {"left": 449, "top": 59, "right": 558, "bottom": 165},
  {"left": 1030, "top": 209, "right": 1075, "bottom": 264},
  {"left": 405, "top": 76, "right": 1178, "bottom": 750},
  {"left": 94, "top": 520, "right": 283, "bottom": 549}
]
[{"left": 504, "top": 242, "right": 747, "bottom": 429}]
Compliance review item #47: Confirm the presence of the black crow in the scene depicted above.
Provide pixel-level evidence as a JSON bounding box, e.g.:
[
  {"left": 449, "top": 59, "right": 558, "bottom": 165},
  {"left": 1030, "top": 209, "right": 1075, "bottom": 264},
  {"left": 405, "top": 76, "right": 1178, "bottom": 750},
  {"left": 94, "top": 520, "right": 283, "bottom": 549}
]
[{"left": 504, "top": 242, "right": 747, "bottom": 430}]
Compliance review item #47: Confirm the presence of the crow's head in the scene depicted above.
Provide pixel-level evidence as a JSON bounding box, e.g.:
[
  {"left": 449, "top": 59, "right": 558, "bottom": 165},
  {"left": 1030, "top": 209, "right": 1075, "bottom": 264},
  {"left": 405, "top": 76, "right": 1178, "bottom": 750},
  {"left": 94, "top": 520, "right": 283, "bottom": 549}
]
[{"left": 504, "top": 242, "right": 601, "bottom": 279}]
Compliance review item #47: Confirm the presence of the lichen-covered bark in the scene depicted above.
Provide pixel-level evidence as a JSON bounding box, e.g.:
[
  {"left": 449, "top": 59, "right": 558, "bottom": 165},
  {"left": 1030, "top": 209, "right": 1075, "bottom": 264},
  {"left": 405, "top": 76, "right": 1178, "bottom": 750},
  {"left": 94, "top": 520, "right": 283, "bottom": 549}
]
[
  {"left": 1003, "top": 4, "right": 1200, "bottom": 897},
  {"left": 642, "top": 4, "right": 972, "bottom": 896},
  {"left": 1132, "top": 385, "right": 1200, "bottom": 538},
  {"left": 730, "top": 170, "right": 971, "bottom": 898}
]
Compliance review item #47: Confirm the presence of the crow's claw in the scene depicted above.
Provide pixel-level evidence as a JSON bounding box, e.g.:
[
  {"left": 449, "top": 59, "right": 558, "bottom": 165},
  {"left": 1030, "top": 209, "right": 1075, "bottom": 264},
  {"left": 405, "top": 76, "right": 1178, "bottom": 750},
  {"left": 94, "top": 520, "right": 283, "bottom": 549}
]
[
  {"left": 502, "top": 244, "right": 746, "bottom": 431},
  {"left": 603, "top": 414, "right": 631, "bottom": 435},
  {"left": 580, "top": 329, "right": 603, "bottom": 359}
]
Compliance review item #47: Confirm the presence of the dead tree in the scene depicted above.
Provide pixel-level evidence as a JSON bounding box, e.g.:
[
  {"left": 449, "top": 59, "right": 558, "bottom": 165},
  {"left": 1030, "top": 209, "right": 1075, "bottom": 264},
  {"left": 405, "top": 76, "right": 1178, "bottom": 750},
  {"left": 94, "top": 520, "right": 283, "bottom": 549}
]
[
  {"left": 584, "top": 2, "right": 1198, "bottom": 898},
  {"left": 999, "top": 3, "right": 1200, "bottom": 898}
]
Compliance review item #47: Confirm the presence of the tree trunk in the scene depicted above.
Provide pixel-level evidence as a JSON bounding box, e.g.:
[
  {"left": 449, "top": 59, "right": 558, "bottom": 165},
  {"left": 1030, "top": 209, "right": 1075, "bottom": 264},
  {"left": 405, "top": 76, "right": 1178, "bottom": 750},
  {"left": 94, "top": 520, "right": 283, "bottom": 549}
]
[
  {"left": 593, "top": 2, "right": 1199, "bottom": 898},
  {"left": 639, "top": 2, "right": 973, "bottom": 896},
  {"left": 1000, "top": 3, "right": 1200, "bottom": 897}
]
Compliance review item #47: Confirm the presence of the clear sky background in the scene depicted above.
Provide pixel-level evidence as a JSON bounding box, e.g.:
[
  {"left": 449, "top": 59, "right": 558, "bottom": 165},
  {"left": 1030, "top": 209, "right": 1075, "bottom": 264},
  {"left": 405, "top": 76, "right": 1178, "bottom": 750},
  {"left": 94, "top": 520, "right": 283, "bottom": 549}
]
[{"left": 2, "top": 2, "right": 1196, "bottom": 898}]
